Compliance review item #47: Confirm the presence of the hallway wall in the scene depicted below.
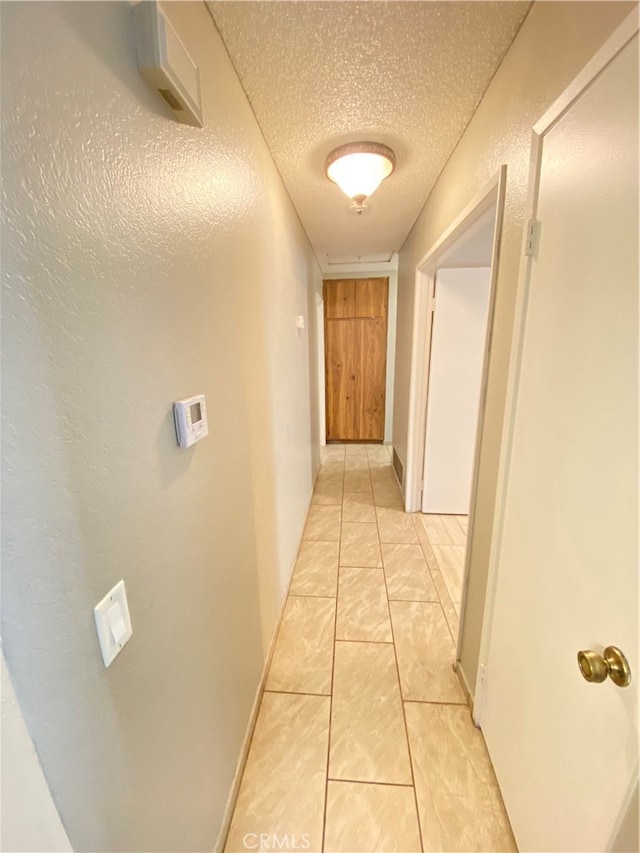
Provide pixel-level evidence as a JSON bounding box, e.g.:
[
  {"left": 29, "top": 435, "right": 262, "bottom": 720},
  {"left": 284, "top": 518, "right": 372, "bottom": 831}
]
[
  {"left": 1, "top": 2, "right": 321, "bottom": 850},
  {"left": 393, "top": 1, "right": 636, "bottom": 696}
]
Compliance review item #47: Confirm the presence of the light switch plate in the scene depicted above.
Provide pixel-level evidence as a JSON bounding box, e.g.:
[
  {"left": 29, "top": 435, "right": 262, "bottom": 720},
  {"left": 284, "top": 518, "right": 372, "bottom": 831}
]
[{"left": 94, "top": 580, "right": 133, "bottom": 667}]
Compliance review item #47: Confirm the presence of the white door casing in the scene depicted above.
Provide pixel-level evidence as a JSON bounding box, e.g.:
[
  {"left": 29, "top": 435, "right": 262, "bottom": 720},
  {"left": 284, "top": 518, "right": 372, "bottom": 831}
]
[
  {"left": 421, "top": 267, "right": 491, "bottom": 514},
  {"left": 480, "top": 24, "right": 638, "bottom": 853}
]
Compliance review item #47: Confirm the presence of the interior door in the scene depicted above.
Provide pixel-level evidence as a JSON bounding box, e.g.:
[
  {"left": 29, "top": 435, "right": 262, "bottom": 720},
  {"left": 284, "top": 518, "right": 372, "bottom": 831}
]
[
  {"left": 482, "top": 34, "right": 638, "bottom": 852},
  {"left": 324, "top": 278, "right": 388, "bottom": 442},
  {"left": 422, "top": 267, "right": 491, "bottom": 514}
]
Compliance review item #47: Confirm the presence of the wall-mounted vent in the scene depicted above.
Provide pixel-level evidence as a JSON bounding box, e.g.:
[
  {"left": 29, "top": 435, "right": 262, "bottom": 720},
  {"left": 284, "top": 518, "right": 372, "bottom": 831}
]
[
  {"left": 133, "top": 1, "right": 203, "bottom": 128},
  {"left": 392, "top": 447, "right": 404, "bottom": 487},
  {"left": 157, "top": 88, "right": 184, "bottom": 111}
]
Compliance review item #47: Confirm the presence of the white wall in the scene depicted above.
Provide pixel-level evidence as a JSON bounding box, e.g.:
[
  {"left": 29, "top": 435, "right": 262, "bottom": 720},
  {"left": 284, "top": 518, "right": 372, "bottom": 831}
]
[
  {"left": 1, "top": 656, "right": 72, "bottom": 853},
  {"left": 392, "top": 1, "right": 636, "bottom": 695},
  {"left": 319, "top": 260, "right": 398, "bottom": 444},
  {"left": 1, "top": 2, "right": 320, "bottom": 850},
  {"left": 422, "top": 267, "right": 491, "bottom": 515}
]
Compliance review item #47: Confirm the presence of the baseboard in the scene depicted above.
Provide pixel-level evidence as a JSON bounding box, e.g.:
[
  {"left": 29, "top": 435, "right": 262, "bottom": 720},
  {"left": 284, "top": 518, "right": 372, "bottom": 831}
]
[
  {"left": 453, "top": 659, "right": 475, "bottom": 720},
  {"left": 214, "top": 473, "right": 319, "bottom": 852}
]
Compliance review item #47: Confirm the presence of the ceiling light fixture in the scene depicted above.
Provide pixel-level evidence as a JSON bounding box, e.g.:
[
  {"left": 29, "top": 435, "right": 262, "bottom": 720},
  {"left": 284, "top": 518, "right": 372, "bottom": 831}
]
[{"left": 325, "top": 142, "right": 396, "bottom": 215}]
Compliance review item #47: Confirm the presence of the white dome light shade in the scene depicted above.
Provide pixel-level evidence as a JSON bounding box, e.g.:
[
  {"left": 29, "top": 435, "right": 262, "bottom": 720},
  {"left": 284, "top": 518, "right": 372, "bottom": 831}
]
[{"left": 325, "top": 142, "right": 396, "bottom": 203}]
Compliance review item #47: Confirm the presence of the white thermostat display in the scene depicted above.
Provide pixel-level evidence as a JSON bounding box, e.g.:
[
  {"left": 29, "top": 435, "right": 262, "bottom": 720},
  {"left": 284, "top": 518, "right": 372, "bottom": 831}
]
[{"left": 173, "top": 394, "right": 208, "bottom": 448}]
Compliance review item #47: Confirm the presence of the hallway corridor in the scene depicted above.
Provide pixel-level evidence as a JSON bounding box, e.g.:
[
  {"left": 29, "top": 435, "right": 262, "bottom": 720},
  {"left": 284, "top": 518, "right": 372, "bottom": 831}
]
[{"left": 224, "top": 445, "right": 515, "bottom": 852}]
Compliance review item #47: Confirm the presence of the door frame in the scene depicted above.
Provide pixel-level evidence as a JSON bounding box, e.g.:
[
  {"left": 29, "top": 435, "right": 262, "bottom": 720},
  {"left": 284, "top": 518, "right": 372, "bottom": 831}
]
[
  {"left": 405, "top": 168, "right": 506, "bottom": 512},
  {"left": 404, "top": 168, "right": 506, "bottom": 661},
  {"left": 474, "top": 7, "right": 639, "bottom": 746}
]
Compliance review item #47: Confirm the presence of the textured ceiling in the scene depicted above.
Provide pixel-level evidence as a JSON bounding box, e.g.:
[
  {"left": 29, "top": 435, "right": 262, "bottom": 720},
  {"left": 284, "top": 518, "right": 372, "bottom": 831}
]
[{"left": 207, "top": 1, "right": 531, "bottom": 265}]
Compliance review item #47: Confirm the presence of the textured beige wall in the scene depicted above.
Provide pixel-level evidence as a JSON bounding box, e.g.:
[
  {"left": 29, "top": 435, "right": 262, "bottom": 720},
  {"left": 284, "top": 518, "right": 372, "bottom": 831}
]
[
  {"left": 393, "top": 1, "right": 636, "bottom": 694},
  {"left": 1, "top": 2, "right": 320, "bottom": 850}
]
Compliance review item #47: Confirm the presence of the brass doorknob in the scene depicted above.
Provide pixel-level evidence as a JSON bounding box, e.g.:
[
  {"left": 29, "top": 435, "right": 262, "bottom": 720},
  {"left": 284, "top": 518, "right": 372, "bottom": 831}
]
[{"left": 577, "top": 646, "right": 631, "bottom": 687}]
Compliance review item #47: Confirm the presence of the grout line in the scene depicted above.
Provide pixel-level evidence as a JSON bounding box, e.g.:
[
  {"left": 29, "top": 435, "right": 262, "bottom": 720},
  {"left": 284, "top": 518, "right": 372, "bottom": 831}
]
[
  {"left": 388, "top": 596, "right": 442, "bottom": 604},
  {"left": 303, "top": 538, "right": 341, "bottom": 544},
  {"left": 403, "top": 698, "right": 468, "bottom": 707},
  {"left": 338, "top": 566, "right": 385, "bottom": 571},
  {"left": 321, "top": 464, "right": 343, "bottom": 853},
  {"left": 327, "top": 777, "right": 415, "bottom": 788},
  {"left": 412, "top": 515, "right": 461, "bottom": 646},
  {"left": 288, "top": 594, "right": 337, "bottom": 600},
  {"left": 334, "top": 638, "right": 394, "bottom": 646},
  {"left": 264, "top": 689, "right": 331, "bottom": 698},
  {"left": 288, "top": 593, "right": 338, "bottom": 599},
  {"left": 372, "top": 460, "right": 425, "bottom": 853}
]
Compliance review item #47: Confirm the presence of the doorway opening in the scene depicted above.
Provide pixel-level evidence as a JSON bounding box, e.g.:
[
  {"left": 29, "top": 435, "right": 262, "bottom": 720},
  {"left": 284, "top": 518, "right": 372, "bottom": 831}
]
[{"left": 404, "top": 168, "right": 506, "bottom": 646}]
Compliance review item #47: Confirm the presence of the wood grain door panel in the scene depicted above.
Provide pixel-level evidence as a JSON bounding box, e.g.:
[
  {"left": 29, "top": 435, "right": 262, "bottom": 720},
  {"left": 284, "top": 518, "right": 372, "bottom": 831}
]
[
  {"left": 324, "top": 279, "right": 355, "bottom": 319},
  {"left": 355, "top": 278, "right": 388, "bottom": 318},
  {"left": 325, "top": 319, "right": 360, "bottom": 440},
  {"left": 358, "top": 317, "right": 387, "bottom": 440},
  {"left": 324, "top": 278, "right": 388, "bottom": 442}
]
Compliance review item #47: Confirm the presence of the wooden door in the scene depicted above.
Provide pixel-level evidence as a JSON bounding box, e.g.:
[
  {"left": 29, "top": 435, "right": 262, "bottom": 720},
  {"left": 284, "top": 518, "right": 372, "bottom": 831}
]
[
  {"left": 481, "top": 33, "right": 638, "bottom": 851},
  {"left": 324, "top": 278, "right": 388, "bottom": 442}
]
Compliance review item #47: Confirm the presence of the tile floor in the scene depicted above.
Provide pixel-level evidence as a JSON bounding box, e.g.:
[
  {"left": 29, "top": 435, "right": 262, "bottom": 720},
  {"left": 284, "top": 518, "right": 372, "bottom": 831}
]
[{"left": 224, "top": 444, "right": 516, "bottom": 853}]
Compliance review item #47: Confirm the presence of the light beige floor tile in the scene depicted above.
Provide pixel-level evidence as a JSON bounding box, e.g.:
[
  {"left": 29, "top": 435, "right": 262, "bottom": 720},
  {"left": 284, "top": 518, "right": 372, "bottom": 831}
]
[
  {"left": 376, "top": 508, "right": 419, "bottom": 544},
  {"left": 389, "top": 601, "right": 465, "bottom": 703},
  {"left": 336, "top": 568, "right": 392, "bottom": 642},
  {"left": 266, "top": 596, "right": 335, "bottom": 694},
  {"left": 330, "top": 641, "right": 412, "bottom": 784},
  {"left": 419, "top": 514, "right": 449, "bottom": 545},
  {"left": 412, "top": 516, "right": 440, "bottom": 572},
  {"left": 344, "top": 468, "right": 372, "bottom": 492},
  {"left": 412, "top": 518, "right": 460, "bottom": 637},
  {"left": 456, "top": 515, "right": 469, "bottom": 532},
  {"left": 317, "top": 464, "right": 344, "bottom": 480},
  {"left": 303, "top": 504, "right": 341, "bottom": 541},
  {"left": 345, "top": 444, "right": 369, "bottom": 456},
  {"left": 315, "top": 470, "right": 344, "bottom": 486},
  {"left": 289, "top": 540, "right": 339, "bottom": 597},
  {"left": 324, "top": 781, "right": 421, "bottom": 852},
  {"left": 345, "top": 459, "right": 370, "bottom": 473},
  {"left": 225, "top": 692, "right": 330, "bottom": 853},
  {"left": 345, "top": 446, "right": 369, "bottom": 461},
  {"left": 420, "top": 513, "right": 466, "bottom": 546},
  {"left": 440, "top": 514, "right": 467, "bottom": 545},
  {"left": 430, "top": 568, "right": 460, "bottom": 642},
  {"left": 318, "top": 461, "right": 344, "bottom": 477},
  {"left": 312, "top": 478, "right": 343, "bottom": 506},
  {"left": 432, "top": 544, "right": 465, "bottom": 604},
  {"left": 340, "top": 522, "right": 382, "bottom": 567},
  {"left": 367, "top": 447, "right": 392, "bottom": 466},
  {"left": 373, "top": 482, "right": 404, "bottom": 509},
  {"left": 382, "top": 543, "right": 438, "bottom": 601},
  {"left": 342, "top": 491, "right": 376, "bottom": 523},
  {"left": 322, "top": 444, "right": 346, "bottom": 461},
  {"left": 405, "top": 703, "right": 516, "bottom": 852},
  {"left": 370, "top": 466, "right": 398, "bottom": 485}
]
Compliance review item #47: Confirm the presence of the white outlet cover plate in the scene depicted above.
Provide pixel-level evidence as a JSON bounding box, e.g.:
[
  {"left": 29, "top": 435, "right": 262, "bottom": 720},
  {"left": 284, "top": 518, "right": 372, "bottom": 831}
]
[{"left": 94, "top": 580, "right": 133, "bottom": 667}]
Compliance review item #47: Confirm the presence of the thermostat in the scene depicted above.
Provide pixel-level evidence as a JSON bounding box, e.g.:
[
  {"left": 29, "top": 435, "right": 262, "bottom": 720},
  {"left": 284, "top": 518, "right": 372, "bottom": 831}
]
[{"left": 173, "top": 394, "right": 208, "bottom": 448}]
